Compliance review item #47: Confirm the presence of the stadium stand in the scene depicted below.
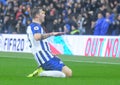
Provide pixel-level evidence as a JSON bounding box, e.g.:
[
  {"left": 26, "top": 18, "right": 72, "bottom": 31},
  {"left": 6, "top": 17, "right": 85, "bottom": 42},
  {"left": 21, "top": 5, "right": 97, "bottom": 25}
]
[{"left": 0, "top": 0, "right": 120, "bottom": 35}]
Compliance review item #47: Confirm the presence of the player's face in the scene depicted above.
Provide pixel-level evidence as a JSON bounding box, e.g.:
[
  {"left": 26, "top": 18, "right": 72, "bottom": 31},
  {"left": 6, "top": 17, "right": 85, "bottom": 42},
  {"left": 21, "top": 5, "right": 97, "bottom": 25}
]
[{"left": 38, "top": 10, "right": 46, "bottom": 23}]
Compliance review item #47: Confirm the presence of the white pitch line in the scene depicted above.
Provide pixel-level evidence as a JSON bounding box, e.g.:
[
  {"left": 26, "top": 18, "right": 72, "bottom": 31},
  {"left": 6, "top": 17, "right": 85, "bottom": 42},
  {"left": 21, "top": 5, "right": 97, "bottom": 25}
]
[
  {"left": 63, "top": 60, "right": 120, "bottom": 65},
  {"left": 1, "top": 55, "right": 120, "bottom": 65}
]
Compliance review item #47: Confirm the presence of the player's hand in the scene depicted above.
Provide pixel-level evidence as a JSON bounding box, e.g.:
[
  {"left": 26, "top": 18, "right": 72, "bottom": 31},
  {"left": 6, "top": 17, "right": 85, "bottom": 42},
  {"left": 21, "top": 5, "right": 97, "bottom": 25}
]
[{"left": 51, "top": 32, "right": 65, "bottom": 36}]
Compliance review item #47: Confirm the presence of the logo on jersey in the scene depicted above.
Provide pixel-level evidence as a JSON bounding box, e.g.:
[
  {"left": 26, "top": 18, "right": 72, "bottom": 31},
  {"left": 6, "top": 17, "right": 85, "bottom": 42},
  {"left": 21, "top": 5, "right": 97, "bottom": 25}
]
[{"left": 34, "top": 26, "right": 39, "bottom": 30}]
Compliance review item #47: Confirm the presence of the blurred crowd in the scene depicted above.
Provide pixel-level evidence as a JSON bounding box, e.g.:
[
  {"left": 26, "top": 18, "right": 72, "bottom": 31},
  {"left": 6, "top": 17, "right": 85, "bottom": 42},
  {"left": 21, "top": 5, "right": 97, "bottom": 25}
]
[{"left": 0, "top": 0, "right": 120, "bottom": 35}]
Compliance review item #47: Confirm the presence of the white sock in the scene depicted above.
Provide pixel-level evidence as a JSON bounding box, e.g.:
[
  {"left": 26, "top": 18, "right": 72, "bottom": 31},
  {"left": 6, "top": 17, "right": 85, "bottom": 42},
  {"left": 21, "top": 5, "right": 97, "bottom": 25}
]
[{"left": 39, "top": 71, "right": 66, "bottom": 78}]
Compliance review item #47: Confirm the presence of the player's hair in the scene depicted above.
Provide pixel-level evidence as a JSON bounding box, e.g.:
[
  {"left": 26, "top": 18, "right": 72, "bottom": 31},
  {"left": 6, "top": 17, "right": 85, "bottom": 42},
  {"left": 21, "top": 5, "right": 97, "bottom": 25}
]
[{"left": 31, "top": 7, "right": 42, "bottom": 18}]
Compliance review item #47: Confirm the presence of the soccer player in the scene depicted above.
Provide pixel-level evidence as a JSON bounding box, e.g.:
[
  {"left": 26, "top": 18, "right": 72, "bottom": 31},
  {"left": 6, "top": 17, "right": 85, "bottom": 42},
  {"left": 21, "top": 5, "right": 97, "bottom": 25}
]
[{"left": 26, "top": 7, "right": 72, "bottom": 78}]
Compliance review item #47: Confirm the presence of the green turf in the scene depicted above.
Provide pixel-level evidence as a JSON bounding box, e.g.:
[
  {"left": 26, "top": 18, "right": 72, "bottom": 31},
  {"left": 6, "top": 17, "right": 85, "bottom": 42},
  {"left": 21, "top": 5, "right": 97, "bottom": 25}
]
[{"left": 0, "top": 52, "right": 120, "bottom": 85}]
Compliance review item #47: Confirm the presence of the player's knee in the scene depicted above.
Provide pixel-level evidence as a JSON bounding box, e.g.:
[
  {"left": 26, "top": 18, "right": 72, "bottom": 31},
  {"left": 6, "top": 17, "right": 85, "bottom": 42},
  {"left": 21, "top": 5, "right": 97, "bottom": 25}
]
[
  {"left": 66, "top": 69, "right": 72, "bottom": 77},
  {"left": 62, "top": 66, "right": 72, "bottom": 77}
]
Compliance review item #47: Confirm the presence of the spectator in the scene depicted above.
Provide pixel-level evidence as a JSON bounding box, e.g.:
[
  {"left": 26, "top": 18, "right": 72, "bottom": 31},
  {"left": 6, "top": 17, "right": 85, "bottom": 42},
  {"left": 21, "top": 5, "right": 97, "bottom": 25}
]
[
  {"left": 114, "top": 14, "right": 120, "bottom": 35},
  {"left": 63, "top": 23, "right": 71, "bottom": 34},
  {"left": 96, "top": 3, "right": 107, "bottom": 17},
  {"left": 70, "top": 23, "right": 80, "bottom": 35},
  {"left": 100, "top": 11, "right": 115, "bottom": 35},
  {"left": 116, "top": 2, "right": 120, "bottom": 14},
  {"left": 82, "top": 12, "right": 93, "bottom": 35},
  {"left": 109, "top": 14, "right": 120, "bottom": 35},
  {"left": 94, "top": 12, "right": 104, "bottom": 35},
  {"left": 0, "top": 0, "right": 7, "bottom": 5},
  {"left": 8, "top": 14, "right": 17, "bottom": 34},
  {"left": 2, "top": 14, "right": 10, "bottom": 33},
  {"left": 0, "top": 0, "right": 120, "bottom": 36},
  {"left": 77, "top": 14, "right": 85, "bottom": 35},
  {"left": 0, "top": 22, "right": 3, "bottom": 33},
  {"left": 15, "top": 15, "right": 26, "bottom": 34}
]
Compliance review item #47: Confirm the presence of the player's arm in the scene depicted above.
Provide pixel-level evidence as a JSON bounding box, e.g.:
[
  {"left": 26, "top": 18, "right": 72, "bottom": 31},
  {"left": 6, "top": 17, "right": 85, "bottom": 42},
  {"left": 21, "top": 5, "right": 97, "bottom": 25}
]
[
  {"left": 34, "top": 32, "right": 65, "bottom": 41},
  {"left": 34, "top": 33, "right": 53, "bottom": 40}
]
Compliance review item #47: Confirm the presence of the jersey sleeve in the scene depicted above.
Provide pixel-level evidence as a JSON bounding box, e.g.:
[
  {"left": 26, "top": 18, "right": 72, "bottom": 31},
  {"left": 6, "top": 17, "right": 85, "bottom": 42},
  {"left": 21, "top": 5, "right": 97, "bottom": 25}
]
[{"left": 31, "top": 25, "right": 42, "bottom": 35}]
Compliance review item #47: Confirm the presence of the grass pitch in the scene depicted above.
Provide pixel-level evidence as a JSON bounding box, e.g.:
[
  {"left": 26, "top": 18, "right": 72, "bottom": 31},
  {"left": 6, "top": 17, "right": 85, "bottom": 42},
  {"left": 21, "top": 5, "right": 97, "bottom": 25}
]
[{"left": 0, "top": 52, "right": 120, "bottom": 85}]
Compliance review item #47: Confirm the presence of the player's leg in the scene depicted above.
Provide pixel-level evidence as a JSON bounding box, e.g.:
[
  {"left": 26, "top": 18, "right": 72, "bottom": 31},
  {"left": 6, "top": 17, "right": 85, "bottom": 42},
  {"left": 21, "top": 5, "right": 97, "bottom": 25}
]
[
  {"left": 28, "top": 65, "right": 72, "bottom": 78},
  {"left": 62, "top": 65, "right": 72, "bottom": 77},
  {"left": 39, "top": 70, "right": 66, "bottom": 78},
  {"left": 39, "top": 56, "right": 66, "bottom": 78},
  {"left": 27, "top": 67, "right": 43, "bottom": 77},
  {"left": 28, "top": 52, "right": 66, "bottom": 78},
  {"left": 27, "top": 53, "right": 42, "bottom": 77},
  {"left": 39, "top": 59, "right": 72, "bottom": 77}
]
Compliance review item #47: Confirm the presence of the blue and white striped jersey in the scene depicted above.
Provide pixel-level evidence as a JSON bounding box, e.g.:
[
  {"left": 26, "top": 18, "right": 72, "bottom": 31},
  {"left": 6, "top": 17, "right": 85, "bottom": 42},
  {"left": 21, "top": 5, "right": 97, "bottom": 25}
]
[{"left": 26, "top": 22, "right": 54, "bottom": 65}]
